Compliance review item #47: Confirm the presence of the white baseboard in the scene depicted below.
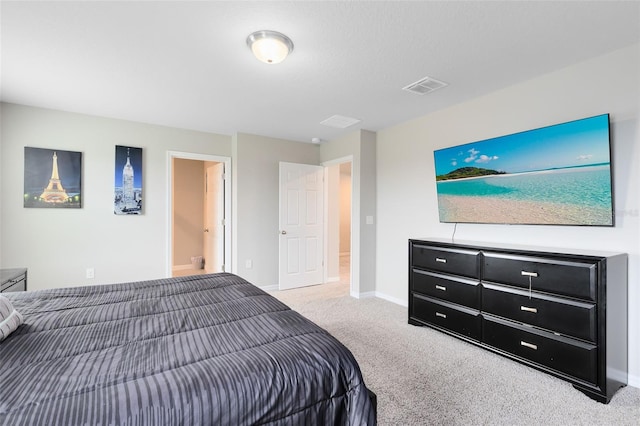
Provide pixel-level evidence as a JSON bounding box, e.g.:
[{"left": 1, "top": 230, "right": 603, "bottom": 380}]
[
  {"left": 350, "top": 290, "right": 376, "bottom": 299},
  {"left": 374, "top": 291, "right": 408, "bottom": 307},
  {"left": 172, "top": 264, "right": 194, "bottom": 271},
  {"left": 628, "top": 373, "right": 640, "bottom": 389},
  {"left": 260, "top": 285, "right": 279, "bottom": 291}
]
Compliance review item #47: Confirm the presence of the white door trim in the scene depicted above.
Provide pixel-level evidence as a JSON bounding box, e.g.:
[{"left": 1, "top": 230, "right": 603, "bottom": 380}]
[
  {"left": 321, "top": 155, "right": 356, "bottom": 296},
  {"left": 166, "top": 151, "right": 232, "bottom": 277},
  {"left": 205, "top": 162, "right": 225, "bottom": 273}
]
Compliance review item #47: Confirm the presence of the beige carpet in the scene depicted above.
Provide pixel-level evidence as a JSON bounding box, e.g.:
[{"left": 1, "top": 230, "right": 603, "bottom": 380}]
[{"left": 270, "top": 281, "right": 640, "bottom": 425}]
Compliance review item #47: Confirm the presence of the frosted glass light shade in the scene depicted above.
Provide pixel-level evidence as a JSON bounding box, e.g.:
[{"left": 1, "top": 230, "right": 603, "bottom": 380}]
[{"left": 246, "top": 30, "right": 294, "bottom": 64}]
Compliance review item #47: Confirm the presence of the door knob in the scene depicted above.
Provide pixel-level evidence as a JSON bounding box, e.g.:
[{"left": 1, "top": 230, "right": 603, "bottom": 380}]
[
  {"left": 281, "top": 230, "right": 287, "bottom": 235},
  {"left": 204, "top": 228, "right": 209, "bottom": 232}
]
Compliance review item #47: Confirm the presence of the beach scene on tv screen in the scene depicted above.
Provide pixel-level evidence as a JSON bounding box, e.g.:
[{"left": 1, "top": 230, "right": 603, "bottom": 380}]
[{"left": 433, "top": 114, "right": 613, "bottom": 226}]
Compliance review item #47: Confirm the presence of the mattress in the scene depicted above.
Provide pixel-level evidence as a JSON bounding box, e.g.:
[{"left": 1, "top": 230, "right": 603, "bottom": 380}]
[{"left": 0, "top": 273, "right": 376, "bottom": 425}]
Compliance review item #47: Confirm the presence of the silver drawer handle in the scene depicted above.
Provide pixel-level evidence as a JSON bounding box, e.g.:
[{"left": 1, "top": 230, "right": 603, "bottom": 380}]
[
  {"left": 521, "top": 271, "right": 537, "bottom": 300},
  {"left": 520, "top": 341, "right": 538, "bottom": 350},
  {"left": 520, "top": 306, "right": 537, "bottom": 313},
  {"left": 435, "top": 312, "right": 447, "bottom": 319},
  {"left": 435, "top": 285, "right": 447, "bottom": 291},
  {"left": 435, "top": 257, "right": 447, "bottom": 263}
]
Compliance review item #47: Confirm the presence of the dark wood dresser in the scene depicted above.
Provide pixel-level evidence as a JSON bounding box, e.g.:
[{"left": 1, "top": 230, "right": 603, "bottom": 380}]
[
  {"left": 1, "top": 268, "right": 27, "bottom": 293},
  {"left": 408, "top": 238, "right": 627, "bottom": 403}
]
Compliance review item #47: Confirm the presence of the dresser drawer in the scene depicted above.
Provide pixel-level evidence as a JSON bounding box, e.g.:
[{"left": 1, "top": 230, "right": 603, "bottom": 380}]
[
  {"left": 412, "top": 244, "right": 479, "bottom": 278},
  {"left": 412, "top": 269, "right": 479, "bottom": 309},
  {"left": 1, "top": 272, "right": 26, "bottom": 293},
  {"left": 411, "top": 294, "right": 481, "bottom": 340},
  {"left": 482, "top": 283, "right": 596, "bottom": 342},
  {"left": 482, "top": 252, "right": 597, "bottom": 301},
  {"left": 1, "top": 279, "right": 26, "bottom": 293},
  {"left": 483, "top": 316, "right": 597, "bottom": 385}
]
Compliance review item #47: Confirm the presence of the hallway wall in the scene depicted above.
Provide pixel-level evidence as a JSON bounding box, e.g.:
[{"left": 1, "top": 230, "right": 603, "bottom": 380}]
[{"left": 172, "top": 158, "right": 204, "bottom": 267}]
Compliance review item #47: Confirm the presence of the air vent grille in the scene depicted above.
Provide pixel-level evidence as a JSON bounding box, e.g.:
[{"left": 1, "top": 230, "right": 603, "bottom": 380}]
[
  {"left": 402, "top": 76, "right": 448, "bottom": 95},
  {"left": 320, "top": 115, "right": 361, "bottom": 129}
]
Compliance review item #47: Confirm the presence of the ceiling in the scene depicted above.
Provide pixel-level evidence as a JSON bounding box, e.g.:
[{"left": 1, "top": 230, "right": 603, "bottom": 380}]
[{"left": 2, "top": 1, "right": 639, "bottom": 143}]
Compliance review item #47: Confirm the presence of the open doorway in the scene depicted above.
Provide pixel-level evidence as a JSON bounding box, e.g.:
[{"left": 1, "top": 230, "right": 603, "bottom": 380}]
[
  {"left": 325, "top": 159, "right": 352, "bottom": 292},
  {"left": 167, "top": 152, "right": 231, "bottom": 278},
  {"left": 338, "top": 162, "right": 352, "bottom": 287}
]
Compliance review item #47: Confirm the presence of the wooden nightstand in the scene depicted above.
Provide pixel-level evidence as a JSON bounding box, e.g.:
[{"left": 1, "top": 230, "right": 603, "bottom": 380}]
[{"left": 1, "top": 268, "right": 27, "bottom": 293}]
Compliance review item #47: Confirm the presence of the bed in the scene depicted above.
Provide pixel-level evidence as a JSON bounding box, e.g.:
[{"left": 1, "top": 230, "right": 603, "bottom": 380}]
[{"left": 0, "top": 273, "right": 376, "bottom": 425}]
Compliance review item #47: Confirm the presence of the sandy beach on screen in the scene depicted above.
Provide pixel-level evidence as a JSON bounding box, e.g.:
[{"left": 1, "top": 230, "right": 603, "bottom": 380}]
[{"left": 438, "top": 195, "right": 612, "bottom": 225}]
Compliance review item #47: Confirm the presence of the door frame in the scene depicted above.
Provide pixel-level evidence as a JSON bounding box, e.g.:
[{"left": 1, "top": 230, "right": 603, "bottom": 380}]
[
  {"left": 166, "top": 151, "right": 232, "bottom": 277},
  {"left": 322, "top": 155, "right": 355, "bottom": 296},
  {"left": 204, "top": 162, "right": 225, "bottom": 273}
]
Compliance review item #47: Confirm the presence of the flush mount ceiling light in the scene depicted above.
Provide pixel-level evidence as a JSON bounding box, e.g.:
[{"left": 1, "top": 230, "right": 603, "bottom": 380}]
[{"left": 246, "top": 30, "right": 294, "bottom": 64}]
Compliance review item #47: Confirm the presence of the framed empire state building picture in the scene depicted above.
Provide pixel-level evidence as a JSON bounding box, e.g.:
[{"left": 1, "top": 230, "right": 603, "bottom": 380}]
[
  {"left": 24, "top": 147, "right": 82, "bottom": 208},
  {"left": 114, "top": 145, "right": 143, "bottom": 215}
]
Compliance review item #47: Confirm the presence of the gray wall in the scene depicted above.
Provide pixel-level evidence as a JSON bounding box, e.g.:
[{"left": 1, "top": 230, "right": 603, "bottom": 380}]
[
  {"left": 0, "top": 103, "right": 231, "bottom": 289},
  {"left": 320, "top": 130, "right": 377, "bottom": 296},
  {"left": 232, "top": 132, "right": 320, "bottom": 287},
  {"left": 0, "top": 105, "right": 370, "bottom": 293},
  {"left": 375, "top": 44, "right": 640, "bottom": 385}
]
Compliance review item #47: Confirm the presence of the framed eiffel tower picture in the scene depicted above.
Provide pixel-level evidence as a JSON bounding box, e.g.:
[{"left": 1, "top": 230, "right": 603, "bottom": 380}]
[{"left": 24, "top": 147, "right": 82, "bottom": 208}]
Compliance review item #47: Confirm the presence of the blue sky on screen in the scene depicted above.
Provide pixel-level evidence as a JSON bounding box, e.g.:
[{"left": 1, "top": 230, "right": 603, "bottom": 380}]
[{"left": 434, "top": 114, "right": 610, "bottom": 176}]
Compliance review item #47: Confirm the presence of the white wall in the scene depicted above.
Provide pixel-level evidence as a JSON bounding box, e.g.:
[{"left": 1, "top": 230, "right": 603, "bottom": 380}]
[
  {"left": 232, "top": 132, "right": 319, "bottom": 287},
  {"left": 375, "top": 44, "right": 640, "bottom": 386},
  {"left": 0, "top": 103, "right": 231, "bottom": 289}
]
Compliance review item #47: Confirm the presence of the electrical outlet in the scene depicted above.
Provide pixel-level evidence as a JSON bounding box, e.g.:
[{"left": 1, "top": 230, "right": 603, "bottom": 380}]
[
  {"left": 86, "top": 268, "right": 95, "bottom": 279},
  {"left": 245, "top": 260, "right": 253, "bottom": 269}
]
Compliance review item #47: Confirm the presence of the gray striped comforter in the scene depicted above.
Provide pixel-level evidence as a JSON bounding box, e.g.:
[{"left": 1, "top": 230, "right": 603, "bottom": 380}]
[{"left": 0, "top": 273, "right": 375, "bottom": 425}]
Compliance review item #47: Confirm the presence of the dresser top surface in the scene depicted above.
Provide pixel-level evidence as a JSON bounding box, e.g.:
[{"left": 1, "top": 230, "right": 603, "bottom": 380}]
[
  {"left": 411, "top": 238, "right": 626, "bottom": 258},
  {"left": 1, "top": 268, "right": 27, "bottom": 283}
]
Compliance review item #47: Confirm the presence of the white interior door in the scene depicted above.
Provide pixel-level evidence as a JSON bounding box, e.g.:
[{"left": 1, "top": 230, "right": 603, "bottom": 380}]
[
  {"left": 204, "top": 163, "right": 224, "bottom": 273},
  {"left": 279, "top": 162, "right": 324, "bottom": 290}
]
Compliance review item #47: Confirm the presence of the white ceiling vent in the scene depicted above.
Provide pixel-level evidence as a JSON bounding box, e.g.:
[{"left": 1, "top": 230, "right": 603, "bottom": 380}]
[
  {"left": 402, "top": 76, "right": 448, "bottom": 95},
  {"left": 320, "top": 114, "right": 361, "bottom": 129}
]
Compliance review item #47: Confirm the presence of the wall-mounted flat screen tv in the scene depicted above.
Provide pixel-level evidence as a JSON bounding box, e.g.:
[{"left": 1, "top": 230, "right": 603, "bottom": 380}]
[{"left": 433, "top": 114, "right": 613, "bottom": 226}]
